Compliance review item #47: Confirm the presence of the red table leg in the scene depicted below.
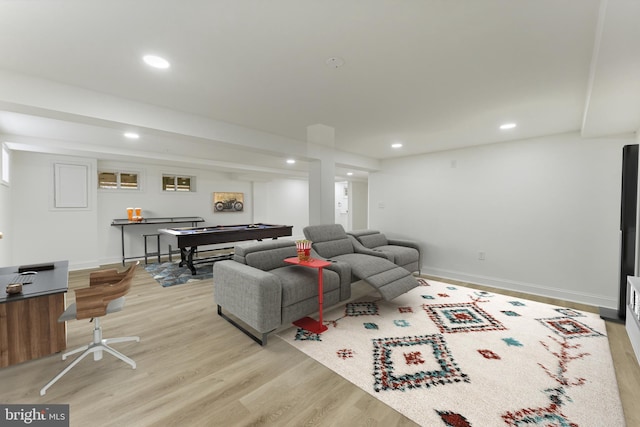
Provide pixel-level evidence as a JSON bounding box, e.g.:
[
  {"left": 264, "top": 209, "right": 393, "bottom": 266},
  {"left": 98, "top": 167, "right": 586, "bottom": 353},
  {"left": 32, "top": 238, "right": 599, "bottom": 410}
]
[{"left": 292, "top": 266, "right": 328, "bottom": 334}]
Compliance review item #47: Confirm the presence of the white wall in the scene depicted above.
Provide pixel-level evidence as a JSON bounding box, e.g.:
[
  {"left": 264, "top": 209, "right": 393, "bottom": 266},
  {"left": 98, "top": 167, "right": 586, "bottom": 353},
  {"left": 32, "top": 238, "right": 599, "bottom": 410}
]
[
  {"left": 350, "top": 180, "right": 368, "bottom": 230},
  {"left": 369, "top": 132, "right": 632, "bottom": 308},
  {"left": 98, "top": 160, "right": 258, "bottom": 265},
  {"left": 254, "top": 178, "right": 309, "bottom": 240},
  {"left": 12, "top": 152, "right": 99, "bottom": 268},
  {"left": 3, "top": 153, "right": 311, "bottom": 269},
  {"left": 332, "top": 180, "right": 369, "bottom": 231},
  {"left": 334, "top": 181, "right": 348, "bottom": 229}
]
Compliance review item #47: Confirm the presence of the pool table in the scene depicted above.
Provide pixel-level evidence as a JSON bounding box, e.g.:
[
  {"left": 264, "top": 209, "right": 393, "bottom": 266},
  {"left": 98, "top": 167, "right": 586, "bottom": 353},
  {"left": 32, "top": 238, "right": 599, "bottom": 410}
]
[{"left": 158, "top": 223, "right": 293, "bottom": 274}]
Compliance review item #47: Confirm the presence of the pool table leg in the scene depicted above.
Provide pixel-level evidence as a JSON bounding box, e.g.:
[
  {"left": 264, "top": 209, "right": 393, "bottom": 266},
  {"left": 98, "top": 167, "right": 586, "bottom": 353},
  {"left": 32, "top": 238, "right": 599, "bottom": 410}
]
[{"left": 178, "top": 247, "right": 198, "bottom": 275}]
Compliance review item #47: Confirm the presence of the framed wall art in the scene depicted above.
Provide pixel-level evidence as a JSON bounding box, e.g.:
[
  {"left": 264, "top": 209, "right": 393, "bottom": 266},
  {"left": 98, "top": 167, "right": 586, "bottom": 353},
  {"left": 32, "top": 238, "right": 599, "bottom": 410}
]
[{"left": 213, "top": 192, "right": 244, "bottom": 212}]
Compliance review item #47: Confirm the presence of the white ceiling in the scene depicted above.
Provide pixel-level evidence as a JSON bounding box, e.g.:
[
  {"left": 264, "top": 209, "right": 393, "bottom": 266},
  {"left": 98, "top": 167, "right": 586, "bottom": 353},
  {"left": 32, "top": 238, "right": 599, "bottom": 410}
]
[{"left": 0, "top": 0, "right": 638, "bottom": 178}]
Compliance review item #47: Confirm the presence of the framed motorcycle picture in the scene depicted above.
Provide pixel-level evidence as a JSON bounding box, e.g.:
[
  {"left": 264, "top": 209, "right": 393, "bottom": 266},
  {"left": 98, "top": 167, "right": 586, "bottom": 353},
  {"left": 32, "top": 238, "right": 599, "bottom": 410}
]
[{"left": 213, "top": 192, "right": 244, "bottom": 212}]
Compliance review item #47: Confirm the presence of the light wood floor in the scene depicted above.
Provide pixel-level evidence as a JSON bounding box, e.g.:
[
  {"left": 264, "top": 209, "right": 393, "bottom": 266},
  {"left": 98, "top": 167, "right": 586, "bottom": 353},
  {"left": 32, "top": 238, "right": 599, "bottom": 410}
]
[{"left": 1, "top": 265, "right": 638, "bottom": 426}]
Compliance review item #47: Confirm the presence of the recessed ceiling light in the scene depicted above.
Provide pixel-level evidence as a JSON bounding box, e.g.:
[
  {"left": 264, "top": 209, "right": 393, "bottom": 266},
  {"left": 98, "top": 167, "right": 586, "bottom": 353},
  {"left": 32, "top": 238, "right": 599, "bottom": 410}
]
[
  {"left": 347, "top": 172, "right": 353, "bottom": 176},
  {"left": 286, "top": 159, "right": 296, "bottom": 164},
  {"left": 124, "top": 132, "right": 140, "bottom": 139},
  {"left": 143, "top": 55, "right": 170, "bottom": 69},
  {"left": 499, "top": 123, "right": 517, "bottom": 130},
  {"left": 391, "top": 143, "right": 403, "bottom": 149}
]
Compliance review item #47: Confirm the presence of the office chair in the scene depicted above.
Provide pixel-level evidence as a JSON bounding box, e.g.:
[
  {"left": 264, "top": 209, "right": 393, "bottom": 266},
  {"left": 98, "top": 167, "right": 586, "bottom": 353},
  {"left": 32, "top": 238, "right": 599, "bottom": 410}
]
[{"left": 41, "top": 261, "right": 140, "bottom": 395}]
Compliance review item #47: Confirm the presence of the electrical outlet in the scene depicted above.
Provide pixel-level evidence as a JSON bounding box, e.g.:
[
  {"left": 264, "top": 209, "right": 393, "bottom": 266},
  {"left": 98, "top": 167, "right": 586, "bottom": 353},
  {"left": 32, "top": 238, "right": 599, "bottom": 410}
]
[{"left": 478, "top": 251, "right": 485, "bottom": 261}]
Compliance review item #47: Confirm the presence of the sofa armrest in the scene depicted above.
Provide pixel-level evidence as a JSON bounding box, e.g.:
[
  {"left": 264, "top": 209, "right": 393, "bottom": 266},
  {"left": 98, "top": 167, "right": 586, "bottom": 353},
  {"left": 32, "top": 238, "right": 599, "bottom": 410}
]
[
  {"left": 213, "top": 260, "right": 282, "bottom": 333},
  {"left": 311, "top": 248, "right": 352, "bottom": 301},
  {"left": 349, "top": 235, "right": 389, "bottom": 259},
  {"left": 347, "top": 229, "right": 380, "bottom": 238},
  {"left": 387, "top": 238, "right": 420, "bottom": 251}
]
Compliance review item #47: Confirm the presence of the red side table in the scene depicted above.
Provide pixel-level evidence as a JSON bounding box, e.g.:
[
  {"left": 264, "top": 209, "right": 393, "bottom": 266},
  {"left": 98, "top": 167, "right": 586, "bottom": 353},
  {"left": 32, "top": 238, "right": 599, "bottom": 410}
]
[{"left": 284, "top": 257, "right": 332, "bottom": 334}]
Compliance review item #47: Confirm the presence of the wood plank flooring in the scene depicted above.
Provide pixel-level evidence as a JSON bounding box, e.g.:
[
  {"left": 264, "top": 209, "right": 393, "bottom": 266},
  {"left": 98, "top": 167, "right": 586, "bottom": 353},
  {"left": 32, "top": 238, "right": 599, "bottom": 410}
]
[{"left": 0, "top": 266, "right": 638, "bottom": 426}]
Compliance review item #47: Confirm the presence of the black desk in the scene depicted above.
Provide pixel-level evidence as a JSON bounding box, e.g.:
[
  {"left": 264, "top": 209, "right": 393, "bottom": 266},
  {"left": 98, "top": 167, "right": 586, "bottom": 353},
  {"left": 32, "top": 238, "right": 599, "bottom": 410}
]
[
  {"left": 159, "top": 223, "right": 293, "bottom": 274},
  {"left": 0, "top": 260, "right": 69, "bottom": 367},
  {"left": 111, "top": 216, "right": 204, "bottom": 265}
]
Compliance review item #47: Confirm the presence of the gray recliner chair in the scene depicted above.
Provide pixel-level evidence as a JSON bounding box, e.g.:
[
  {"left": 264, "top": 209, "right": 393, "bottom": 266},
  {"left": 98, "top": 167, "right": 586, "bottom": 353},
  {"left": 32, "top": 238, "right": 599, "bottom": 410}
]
[
  {"left": 348, "top": 229, "right": 421, "bottom": 274},
  {"left": 303, "top": 224, "right": 419, "bottom": 301}
]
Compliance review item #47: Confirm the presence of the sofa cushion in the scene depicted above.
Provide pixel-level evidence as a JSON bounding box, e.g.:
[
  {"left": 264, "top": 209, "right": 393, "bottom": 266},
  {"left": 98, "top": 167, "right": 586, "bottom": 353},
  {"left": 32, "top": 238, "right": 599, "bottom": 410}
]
[
  {"left": 313, "top": 238, "right": 354, "bottom": 259},
  {"left": 271, "top": 266, "right": 339, "bottom": 307},
  {"left": 244, "top": 245, "right": 297, "bottom": 271},
  {"left": 357, "top": 233, "right": 388, "bottom": 249},
  {"left": 303, "top": 224, "right": 356, "bottom": 258},
  {"left": 332, "top": 253, "right": 392, "bottom": 278},
  {"left": 282, "top": 289, "right": 340, "bottom": 325},
  {"left": 375, "top": 245, "right": 418, "bottom": 266},
  {"left": 331, "top": 253, "right": 418, "bottom": 300},
  {"left": 367, "top": 268, "right": 419, "bottom": 300},
  {"left": 234, "top": 240, "right": 295, "bottom": 264},
  {"left": 348, "top": 229, "right": 380, "bottom": 238},
  {"left": 304, "top": 224, "right": 349, "bottom": 242}
]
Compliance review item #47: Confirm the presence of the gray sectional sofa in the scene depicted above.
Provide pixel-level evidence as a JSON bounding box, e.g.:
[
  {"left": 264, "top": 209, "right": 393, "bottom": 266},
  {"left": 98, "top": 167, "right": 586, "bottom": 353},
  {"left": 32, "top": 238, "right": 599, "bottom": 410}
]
[
  {"left": 303, "top": 224, "right": 419, "bottom": 301},
  {"left": 213, "top": 224, "right": 422, "bottom": 345},
  {"left": 213, "top": 239, "right": 350, "bottom": 345}
]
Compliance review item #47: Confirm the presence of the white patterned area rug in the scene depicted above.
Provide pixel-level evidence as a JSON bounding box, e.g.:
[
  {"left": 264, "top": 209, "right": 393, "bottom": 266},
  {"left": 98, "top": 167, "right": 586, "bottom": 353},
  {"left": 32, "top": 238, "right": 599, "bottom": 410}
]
[{"left": 278, "top": 278, "right": 625, "bottom": 426}]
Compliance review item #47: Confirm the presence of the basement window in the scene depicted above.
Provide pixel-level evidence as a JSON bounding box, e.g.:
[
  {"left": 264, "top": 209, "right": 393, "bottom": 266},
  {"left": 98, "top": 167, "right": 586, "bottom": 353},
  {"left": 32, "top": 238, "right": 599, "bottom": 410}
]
[
  {"left": 163, "top": 175, "right": 194, "bottom": 192},
  {"left": 98, "top": 171, "right": 139, "bottom": 190}
]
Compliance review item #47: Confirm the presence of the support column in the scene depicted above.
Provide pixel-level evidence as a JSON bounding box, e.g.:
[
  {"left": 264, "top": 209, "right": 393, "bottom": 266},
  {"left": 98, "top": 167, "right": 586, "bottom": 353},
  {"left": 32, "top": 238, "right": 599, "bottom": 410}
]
[{"left": 307, "top": 124, "right": 335, "bottom": 225}]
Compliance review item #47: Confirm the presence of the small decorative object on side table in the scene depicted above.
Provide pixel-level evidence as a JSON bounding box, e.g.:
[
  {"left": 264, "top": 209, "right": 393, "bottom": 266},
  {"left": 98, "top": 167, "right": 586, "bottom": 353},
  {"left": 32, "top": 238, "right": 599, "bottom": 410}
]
[
  {"left": 295, "top": 239, "right": 312, "bottom": 261},
  {"left": 6, "top": 283, "right": 22, "bottom": 295},
  {"left": 284, "top": 256, "right": 331, "bottom": 334},
  {"left": 126, "top": 207, "right": 143, "bottom": 222}
]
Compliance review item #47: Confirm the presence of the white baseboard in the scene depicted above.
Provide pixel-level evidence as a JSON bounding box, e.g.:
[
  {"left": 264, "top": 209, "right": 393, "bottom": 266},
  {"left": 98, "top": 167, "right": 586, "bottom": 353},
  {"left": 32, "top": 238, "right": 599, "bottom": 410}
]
[
  {"left": 420, "top": 266, "right": 617, "bottom": 310},
  {"left": 68, "top": 260, "right": 103, "bottom": 271},
  {"left": 71, "top": 257, "right": 132, "bottom": 270}
]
